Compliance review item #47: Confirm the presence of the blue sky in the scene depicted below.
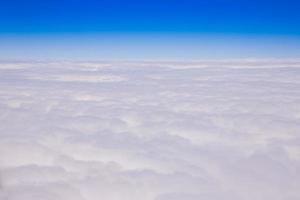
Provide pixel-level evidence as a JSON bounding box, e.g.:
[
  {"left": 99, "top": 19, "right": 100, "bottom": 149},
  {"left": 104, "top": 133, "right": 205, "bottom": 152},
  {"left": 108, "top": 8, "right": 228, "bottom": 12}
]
[{"left": 1, "top": 0, "right": 300, "bottom": 59}]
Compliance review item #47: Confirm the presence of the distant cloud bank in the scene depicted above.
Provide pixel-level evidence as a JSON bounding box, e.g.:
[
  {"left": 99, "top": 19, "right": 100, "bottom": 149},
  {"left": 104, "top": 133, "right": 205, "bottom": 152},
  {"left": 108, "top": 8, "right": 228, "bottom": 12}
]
[{"left": 0, "top": 59, "right": 300, "bottom": 200}]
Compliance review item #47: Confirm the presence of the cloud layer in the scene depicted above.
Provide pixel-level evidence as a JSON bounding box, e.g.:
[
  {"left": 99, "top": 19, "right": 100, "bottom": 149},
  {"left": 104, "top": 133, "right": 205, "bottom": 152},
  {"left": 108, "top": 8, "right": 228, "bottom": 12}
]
[{"left": 1, "top": 60, "right": 300, "bottom": 200}]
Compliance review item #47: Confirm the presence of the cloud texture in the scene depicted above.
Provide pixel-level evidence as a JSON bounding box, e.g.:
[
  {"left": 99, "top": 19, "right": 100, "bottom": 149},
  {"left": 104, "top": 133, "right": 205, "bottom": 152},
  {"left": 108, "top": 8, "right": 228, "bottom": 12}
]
[{"left": 0, "top": 59, "right": 300, "bottom": 200}]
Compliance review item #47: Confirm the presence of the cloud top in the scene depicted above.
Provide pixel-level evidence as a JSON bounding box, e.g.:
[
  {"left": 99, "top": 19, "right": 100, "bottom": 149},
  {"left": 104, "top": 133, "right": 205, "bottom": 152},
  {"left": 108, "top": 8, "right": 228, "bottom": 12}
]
[{"left": 0, "top": 59, "right": 300, "bottom": 200}]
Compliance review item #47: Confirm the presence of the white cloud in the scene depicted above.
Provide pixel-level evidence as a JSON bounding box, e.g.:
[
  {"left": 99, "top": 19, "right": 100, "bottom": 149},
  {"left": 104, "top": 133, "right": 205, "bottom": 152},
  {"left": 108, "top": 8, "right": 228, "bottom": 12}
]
[{"left": 0, "top": 59, "right": 300, "bottom": 200}]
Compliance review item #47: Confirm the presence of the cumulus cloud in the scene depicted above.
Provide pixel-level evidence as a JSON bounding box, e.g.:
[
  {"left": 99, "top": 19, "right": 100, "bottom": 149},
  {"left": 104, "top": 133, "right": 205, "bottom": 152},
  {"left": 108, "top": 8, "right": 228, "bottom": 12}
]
[{"left": 0, "top": 59, "right": 300, "bottom": 200}]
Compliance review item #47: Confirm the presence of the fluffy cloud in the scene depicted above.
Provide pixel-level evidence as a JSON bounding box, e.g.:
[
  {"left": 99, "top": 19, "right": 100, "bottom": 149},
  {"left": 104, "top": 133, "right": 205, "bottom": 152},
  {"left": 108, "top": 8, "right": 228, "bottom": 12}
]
[{"left": 0, "top": 59, "right": 300, "bottom": 200}]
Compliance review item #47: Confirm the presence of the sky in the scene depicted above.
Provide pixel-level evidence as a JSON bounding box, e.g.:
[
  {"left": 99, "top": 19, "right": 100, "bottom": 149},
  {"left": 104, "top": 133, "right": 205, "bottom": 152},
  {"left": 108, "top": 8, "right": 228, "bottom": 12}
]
[{"left": 0, "top": 0, "right": 300, "bottom": 60}]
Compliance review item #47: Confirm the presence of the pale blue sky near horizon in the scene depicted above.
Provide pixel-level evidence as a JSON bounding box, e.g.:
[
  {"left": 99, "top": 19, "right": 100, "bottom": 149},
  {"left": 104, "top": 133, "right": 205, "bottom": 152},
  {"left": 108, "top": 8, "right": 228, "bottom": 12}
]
[{"left": 1, "top": 33, "right": 300, "bottom": 60}]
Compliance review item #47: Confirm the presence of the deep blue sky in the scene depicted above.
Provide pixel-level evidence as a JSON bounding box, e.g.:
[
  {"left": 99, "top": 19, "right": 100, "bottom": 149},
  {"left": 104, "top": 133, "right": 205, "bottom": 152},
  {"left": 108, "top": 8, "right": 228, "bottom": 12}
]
[
  {"left": 0, "top": 0, "right": 300, "bottom": 60},
  {"left": 1, "top": 0, "right": 300, "bottom": 34}
]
